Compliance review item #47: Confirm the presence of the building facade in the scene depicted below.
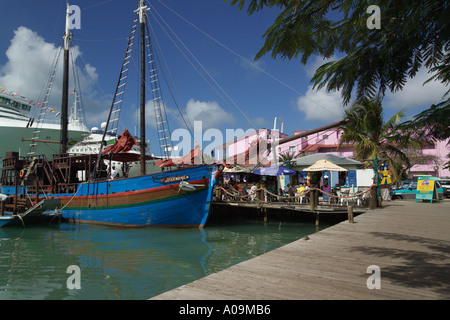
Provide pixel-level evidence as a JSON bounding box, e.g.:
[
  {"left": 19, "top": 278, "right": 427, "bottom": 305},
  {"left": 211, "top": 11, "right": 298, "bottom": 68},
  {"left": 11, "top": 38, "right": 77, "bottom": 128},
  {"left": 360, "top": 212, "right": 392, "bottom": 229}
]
[{"left": 217, "top": 126, "right": 450, "bottom": 178}]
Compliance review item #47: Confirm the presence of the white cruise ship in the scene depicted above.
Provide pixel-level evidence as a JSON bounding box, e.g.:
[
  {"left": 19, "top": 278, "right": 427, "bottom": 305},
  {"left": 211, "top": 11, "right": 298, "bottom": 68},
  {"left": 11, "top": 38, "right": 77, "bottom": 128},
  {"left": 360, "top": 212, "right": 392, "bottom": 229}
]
[
  {"left": 0, "top": 92, "right": 90, "bottom": 164},
  {"left": 68, "top": 122, "right": 161, "bottom": 178}
]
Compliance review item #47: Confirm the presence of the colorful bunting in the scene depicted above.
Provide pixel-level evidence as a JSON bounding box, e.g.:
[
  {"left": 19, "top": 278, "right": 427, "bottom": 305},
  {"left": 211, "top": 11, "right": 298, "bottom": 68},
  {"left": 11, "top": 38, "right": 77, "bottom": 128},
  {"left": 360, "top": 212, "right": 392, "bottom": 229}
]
[{"left": 0, "top": 85, "right": 77, "bottom": 118}]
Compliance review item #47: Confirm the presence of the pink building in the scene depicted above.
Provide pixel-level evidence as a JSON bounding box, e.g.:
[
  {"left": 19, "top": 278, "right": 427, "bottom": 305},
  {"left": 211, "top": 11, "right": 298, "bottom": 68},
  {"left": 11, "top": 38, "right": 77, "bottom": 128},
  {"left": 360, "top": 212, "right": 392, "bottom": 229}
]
[
  {"left": 215, "top": 128, "right": 288, "bottom": 165},
  {"left": 408, "top": 140, "right": 449, "bottom": 178},
  {"left": 216, "top": 126, "right": 450, "bottom": 178},
  {"left": 277, "top": 128, "right": 353, "bottom": 158}
]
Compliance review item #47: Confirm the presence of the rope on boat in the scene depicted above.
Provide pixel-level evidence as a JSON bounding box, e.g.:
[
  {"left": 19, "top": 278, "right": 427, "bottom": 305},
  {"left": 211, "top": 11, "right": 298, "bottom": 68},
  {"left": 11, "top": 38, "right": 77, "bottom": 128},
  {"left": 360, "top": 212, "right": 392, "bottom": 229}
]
[
  {"left": 17, "top": 214, "right": 25, "bottom": 227},
  {"left": 60, "top": 184, "right": 83, "bottom": 210}
]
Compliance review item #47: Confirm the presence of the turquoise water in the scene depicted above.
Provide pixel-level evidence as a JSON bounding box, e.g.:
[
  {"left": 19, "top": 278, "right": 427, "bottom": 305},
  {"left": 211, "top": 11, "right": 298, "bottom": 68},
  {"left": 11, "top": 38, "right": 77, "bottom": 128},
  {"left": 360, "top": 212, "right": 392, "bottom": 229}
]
[{"left": 0, "top": 218, "right": 326, "bottom": 300}]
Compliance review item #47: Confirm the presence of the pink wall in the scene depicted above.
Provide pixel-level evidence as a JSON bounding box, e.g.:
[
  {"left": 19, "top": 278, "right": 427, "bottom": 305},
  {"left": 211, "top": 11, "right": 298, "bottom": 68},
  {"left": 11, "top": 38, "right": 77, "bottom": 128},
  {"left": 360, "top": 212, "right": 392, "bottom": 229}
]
[
  {"left": 279, "top": 128, "right": 353, "bottom": 158},
  {"left": 215, "top": 128, "right": 288, "bottom": 163},
  {"left": 216, "top": 127, "right": 450, "bottom": 177},
  {"left": 409, "top": 139, "right": 450, "bottom": 178}
]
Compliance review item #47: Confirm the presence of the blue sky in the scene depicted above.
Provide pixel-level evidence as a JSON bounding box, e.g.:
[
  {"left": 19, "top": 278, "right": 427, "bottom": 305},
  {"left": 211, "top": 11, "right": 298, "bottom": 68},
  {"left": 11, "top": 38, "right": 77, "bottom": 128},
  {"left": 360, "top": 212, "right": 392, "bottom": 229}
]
[{"left": 0, "top": 0, "right": 447, "bottom": 156}]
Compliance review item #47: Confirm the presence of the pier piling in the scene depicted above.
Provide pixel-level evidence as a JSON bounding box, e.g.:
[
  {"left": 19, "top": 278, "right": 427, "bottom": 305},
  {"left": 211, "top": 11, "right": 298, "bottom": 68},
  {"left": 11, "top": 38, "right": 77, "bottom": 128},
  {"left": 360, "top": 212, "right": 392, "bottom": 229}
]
[{"left": 347, "top": 205, "right": 354, "bottom": 223}]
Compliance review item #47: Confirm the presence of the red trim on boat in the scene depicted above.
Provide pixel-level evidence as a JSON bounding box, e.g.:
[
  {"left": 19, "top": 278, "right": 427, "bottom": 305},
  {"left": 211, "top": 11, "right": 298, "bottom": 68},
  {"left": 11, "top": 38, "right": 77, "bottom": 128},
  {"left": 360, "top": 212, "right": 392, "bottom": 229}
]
[{"left": 56, "top": 179, "right": 209, "bottom": 200}]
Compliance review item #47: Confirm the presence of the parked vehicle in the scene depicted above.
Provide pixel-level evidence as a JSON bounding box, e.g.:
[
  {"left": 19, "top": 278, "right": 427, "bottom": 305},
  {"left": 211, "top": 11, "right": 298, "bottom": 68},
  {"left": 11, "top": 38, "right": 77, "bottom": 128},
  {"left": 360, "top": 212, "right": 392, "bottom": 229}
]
[
  {"left": 391, "top": 180, "right": 412, "bottom": 190},
  {"left": 438, "top": 179, "right": 450, "bottom": 198},
  {"left": 390, "top": 181, "right": 444, "bottom": 200}
]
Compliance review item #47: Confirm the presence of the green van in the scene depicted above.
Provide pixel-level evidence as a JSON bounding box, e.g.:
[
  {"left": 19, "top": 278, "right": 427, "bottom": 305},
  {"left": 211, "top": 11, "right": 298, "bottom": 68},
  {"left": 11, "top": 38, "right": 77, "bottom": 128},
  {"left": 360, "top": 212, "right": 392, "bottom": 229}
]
[{"left": 390, "top": 180, "right": 444, "bottom": 200}]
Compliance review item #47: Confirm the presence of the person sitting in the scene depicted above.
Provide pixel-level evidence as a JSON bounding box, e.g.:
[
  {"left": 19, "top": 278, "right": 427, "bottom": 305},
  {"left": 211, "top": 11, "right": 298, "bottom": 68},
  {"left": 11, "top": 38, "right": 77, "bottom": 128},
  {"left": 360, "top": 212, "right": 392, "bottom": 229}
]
[
  {"left": 297, "top": 183, "right": 309, "bottom": 203},
  {"left": 248, "top": 184, "right": 258, "bottom": 201},
  {"left": 297, "top": 184, "right": 306, "bottom": 195},
  {"left": 287, "top": 184, "right": 296, "bottom": 202}
]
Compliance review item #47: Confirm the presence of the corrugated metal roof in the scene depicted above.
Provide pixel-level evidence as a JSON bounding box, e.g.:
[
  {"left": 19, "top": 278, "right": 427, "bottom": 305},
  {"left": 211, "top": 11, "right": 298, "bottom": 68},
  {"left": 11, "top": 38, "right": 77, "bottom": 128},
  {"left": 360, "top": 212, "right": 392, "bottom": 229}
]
[{"left": 293, "top": 153, "right": 362, "bottom": 168}]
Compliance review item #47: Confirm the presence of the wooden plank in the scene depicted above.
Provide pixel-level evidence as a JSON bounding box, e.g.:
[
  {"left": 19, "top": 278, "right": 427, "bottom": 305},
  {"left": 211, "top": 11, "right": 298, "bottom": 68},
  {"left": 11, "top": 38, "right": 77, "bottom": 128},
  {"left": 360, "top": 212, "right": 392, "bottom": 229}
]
[{"left": 151, "top": 200, "right": 450, "bottom": 300}]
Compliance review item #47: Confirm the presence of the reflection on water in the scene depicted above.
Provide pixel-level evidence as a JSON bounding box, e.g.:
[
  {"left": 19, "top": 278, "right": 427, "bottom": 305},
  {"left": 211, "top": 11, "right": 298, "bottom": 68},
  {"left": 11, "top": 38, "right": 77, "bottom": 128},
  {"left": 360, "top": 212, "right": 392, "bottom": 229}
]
[{"left": 0, "top": 219, "right": 324, "bottom": 300}]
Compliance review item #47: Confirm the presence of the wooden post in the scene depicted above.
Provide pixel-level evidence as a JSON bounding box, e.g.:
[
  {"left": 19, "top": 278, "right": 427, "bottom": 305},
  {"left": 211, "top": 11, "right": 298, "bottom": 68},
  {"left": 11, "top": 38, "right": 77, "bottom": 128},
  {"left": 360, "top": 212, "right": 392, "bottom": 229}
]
[
  {"left": 35, "top": 178, "right": 40, "bottom": 203},
  {"left": 310, "top": 190, "right": 317, "bottom": 210},
  {"left": 14, "top": 171, "right": 18, "bottom": 214},
  {"left": 369, "top": 187, "right": 377, "bottom": 209},
  {"left": 264, "top": 207, "right": 268, "bottom": 222},
  {"left": 1, "top": 201, "right": 5, "bottom": 216},
  {"left": 377, "top": 194, "right": 383, "bottom": 207},
  {"left": 258, "top": 187, "right": 264, "bottom": 201},
  {"left": 217, "top": 187, "right": 222, "bottom": 201},
  {"left": 315, "top": 212, "right": 319, "bottom": 226},
  {"left": 347, "top": 205, "right": 354, "bottom": 224}
]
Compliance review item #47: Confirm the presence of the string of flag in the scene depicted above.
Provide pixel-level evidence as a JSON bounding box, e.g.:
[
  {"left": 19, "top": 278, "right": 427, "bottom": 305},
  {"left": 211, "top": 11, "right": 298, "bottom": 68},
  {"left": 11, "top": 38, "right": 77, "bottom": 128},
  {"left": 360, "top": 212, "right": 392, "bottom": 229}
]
[{"left": 0, "top": 86, "right": 76, "bottom": 117}]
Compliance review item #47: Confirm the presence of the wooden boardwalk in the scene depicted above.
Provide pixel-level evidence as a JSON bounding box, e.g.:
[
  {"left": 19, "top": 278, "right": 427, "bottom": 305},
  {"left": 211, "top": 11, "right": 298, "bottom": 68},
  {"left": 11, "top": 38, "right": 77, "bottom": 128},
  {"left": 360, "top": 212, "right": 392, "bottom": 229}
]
[{"left": 151, "top": 199, "right": 450, "bottom": 300}]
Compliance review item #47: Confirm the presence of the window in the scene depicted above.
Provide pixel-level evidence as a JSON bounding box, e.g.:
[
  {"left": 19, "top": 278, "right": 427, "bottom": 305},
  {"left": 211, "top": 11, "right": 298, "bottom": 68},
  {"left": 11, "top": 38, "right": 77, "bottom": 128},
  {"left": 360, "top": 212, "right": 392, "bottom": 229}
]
[{"left": 289, "top": 146, "right": 295, "bottom": 153}]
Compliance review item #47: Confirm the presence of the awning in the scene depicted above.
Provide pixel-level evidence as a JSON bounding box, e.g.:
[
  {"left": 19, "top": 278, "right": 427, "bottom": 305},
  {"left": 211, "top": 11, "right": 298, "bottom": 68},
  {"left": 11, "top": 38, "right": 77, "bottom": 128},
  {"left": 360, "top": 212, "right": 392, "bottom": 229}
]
[{"left": 253, "top": 165, "right": 296, "bottom": 176}]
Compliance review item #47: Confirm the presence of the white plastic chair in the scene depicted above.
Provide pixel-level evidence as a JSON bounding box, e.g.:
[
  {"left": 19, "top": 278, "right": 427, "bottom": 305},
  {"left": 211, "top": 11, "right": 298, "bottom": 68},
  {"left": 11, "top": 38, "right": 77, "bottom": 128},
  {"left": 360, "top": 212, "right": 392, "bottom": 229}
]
[{"left": 337, "top": 191, "right": 349, "bottom": 206}]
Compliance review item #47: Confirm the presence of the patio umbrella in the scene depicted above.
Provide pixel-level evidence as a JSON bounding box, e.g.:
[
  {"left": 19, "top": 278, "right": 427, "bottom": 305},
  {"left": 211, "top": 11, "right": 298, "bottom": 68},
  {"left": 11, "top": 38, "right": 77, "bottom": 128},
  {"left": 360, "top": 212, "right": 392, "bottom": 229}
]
[
  {"left": 223, "top": 165, "right": 252, "bottom": 173},
  {"left": 303, "top": 159, "right": 347, "bottom": 202},
  {"left": 303, "top": 159, "right": 347, "bottom": 172},
  {"left": 253, "top": 165, "right": 296, "bottom": 176}
]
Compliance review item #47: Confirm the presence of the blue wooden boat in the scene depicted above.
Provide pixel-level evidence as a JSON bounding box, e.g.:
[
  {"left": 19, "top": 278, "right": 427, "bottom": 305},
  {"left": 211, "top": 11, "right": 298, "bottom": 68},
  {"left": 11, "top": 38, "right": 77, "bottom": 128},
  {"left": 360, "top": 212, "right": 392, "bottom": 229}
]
[
  {"left": 0, "top": 164, "right": 216, "bottom": 227},
  {"left": 61, "top": 165, "right": 215, "bottom": 227},
  {"left": 0, "top": 2, "right": 217, "bottom": 228}
]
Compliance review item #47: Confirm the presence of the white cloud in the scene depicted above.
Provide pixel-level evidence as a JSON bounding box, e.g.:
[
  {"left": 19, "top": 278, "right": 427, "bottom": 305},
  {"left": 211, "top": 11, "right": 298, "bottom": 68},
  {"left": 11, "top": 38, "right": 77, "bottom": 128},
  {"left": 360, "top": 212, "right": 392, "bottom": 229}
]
[
  {"left": 184, "top": 99, "right": 235, "bottom": 129},
  {"left": 0, "top": 26, "right": 105, "bottom": 127},
  {"left": 301, "top": 55, "right": 448, "bottom": 119},
  {"left": 384, "top": 67, "right": 448, "bottom": 110},
  {"left": 296, "top": 85, "right": 345, "bottom": 121},
  {"left": 0, "top": 27, "right": 59, "bottom": 99},
  {"left": 295, "top": 54, "right": 347, "bottom": 121},
  {"left": 83, "top": 63, "right": 99, "bottom": 84}
]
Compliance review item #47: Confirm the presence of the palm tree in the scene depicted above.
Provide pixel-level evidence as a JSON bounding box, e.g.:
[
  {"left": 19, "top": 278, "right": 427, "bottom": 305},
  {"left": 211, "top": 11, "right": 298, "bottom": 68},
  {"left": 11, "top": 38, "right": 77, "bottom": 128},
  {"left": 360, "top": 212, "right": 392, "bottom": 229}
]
[
  {"left": 338, "top": 95, "right": 419, "bottom": 184},
  {"left": 278, "top": 151, "right": 296, "bottom": 167}
]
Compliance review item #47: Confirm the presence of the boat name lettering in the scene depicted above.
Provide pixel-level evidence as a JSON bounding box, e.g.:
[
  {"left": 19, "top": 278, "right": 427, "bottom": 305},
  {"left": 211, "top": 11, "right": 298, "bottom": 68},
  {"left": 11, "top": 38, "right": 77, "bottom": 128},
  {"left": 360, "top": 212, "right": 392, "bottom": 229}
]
[{"left": 160, "top": 176, "right": 189, "bottom": 183}]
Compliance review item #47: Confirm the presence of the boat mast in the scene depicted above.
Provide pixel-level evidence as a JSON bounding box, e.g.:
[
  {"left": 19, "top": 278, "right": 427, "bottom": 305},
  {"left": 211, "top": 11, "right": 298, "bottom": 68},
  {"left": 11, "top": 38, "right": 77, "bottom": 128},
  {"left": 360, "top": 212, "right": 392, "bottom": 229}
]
[
  {"left": 137, "top": 0, "right": 148, "bottom": 176},
  {"left": 60, "top": 2, "right": 71, "bottom": 154}
]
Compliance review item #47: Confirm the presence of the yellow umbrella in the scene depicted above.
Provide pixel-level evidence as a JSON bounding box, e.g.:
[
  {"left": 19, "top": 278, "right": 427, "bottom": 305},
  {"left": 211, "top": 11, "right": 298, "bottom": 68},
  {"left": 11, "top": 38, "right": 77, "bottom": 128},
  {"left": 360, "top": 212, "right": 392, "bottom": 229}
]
[{"left": 303, "top": 159, "right": 348, "bottom": 172}]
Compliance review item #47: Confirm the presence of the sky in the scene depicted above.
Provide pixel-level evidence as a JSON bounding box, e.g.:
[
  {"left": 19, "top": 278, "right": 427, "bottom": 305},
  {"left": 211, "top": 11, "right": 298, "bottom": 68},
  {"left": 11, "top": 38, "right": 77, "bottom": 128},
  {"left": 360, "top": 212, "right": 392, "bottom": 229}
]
[{"left": 0, "top": 0, "right": 448, "bottom": 157}]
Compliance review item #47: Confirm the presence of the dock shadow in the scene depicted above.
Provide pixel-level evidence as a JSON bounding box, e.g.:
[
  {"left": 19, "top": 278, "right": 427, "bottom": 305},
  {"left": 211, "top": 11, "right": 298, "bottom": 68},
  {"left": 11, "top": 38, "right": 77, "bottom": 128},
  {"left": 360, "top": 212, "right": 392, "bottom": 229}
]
[{"left": 351, "top": 232, "right": 450, "bottom": 298}]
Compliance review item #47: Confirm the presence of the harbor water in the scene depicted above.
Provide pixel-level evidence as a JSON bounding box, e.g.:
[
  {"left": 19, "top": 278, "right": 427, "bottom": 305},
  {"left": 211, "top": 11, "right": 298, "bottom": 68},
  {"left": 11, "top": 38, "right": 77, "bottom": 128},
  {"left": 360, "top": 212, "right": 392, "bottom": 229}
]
[{"left": 0, "top": 216, "right": 328, "bottom": 300}]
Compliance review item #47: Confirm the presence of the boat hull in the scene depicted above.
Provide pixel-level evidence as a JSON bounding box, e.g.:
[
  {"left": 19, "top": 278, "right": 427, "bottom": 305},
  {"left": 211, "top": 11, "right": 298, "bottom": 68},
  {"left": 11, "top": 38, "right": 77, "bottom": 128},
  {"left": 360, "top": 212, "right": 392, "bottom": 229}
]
[
  {"left": 62, "top": 186, "right": 210, "bottom": 227},
  {"left": 0, "top": 215, "right": 22, "bottom": 227},
  {"left": 0, "top": 214, "right": 51, "bottom": 227},
  {"left": 12, "top": 165, "right": 217, "bottom": 228}
]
